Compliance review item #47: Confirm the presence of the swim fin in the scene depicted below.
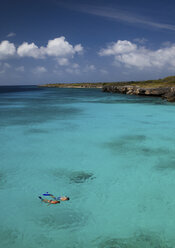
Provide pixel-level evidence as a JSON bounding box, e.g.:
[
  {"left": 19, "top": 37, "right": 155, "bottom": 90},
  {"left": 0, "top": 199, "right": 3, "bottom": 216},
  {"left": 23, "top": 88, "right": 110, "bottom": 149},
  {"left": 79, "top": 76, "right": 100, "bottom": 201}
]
[{"left": 43, "top": 192, "right": 51, "bottom": 196}]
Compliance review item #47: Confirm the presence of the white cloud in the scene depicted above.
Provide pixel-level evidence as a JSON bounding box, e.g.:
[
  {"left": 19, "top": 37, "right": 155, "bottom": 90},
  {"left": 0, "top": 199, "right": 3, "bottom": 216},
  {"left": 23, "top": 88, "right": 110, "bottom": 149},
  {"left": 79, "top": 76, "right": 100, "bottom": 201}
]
[
  {"left": 65, "top": 64, "right": 95, "bottom": 74},
  {"left": 72, "top": 63, "right": 80, "bottom": 68},
  {"left": 17, "top": 42, "right": 44, "bottom": 58},
  {"left": 0, "top": 62, "right": 11, "bottom": 74},
  {"left": 4, "top": 63, "right": 11, "bottom": 68},
  {"left": 65, "top": 68, "right": 80, "bottom": 74},
  {"left": 133, "top": 38, "right": 148, "bottom": 44},
  {"left": 84, "top": 64, "right": 96, "bottom": 72},
  {"left": 89, "top": 64, "right": 96, "bottom": 70},
  {"left": 17, "top": 36, "right": 83, "bottom": 60},
  {"left": 57, "top": 57, "right": 69, "bottom": 66},
  {"left": 33, "top": 66, "right": 47, "bottom": 74},
  {"left": 59, "top": 62, "right": 80, "bottom": 75},
  {"left": 45, "top": 37, "right": 82, "bottom": 56},
  {"left": 53, "top": 69, "right": 63, "bottom": 75},
  {"left": 74, "top": 44, "right": 83, "bottom": 53},
  {"left": 99, "top": 40, "right": 175, "bottom": 70},
  {"left": 100, "top": 69, "right": 108, "bottom": 74},
  {"left": 0, "top": 40, "right": 16, "bottom": 60},
  {"left": 0, "top": 37, "right": 83, "bottom": 66},
  {"left": 7, "top": 32, "right": 16, "bottom": 38},
  {"left": 15, "top": 66, "right": 24, "bottom": 72},
  {"left": 99, "top": 40, "right": 137, "bottom": 56},
  {"left": 75, "top": 4, "right": 175, "bottom": 31}
]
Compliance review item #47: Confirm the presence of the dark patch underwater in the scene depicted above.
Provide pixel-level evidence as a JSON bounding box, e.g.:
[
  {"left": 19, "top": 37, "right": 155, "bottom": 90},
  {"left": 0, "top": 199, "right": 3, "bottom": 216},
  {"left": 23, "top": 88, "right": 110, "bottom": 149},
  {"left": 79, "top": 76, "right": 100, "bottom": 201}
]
[
  {"left": 98, "top": 231, "right": 173, "bottom": 248},
  {"left": 0, "top": 226, "right": 19, "bottom": 247},
  {"left": 155, "top": 157, "right": 175, "bottom": 170},
  {"left": 0, "top": 171, "right": 7, "bottom": 189},
  {"left": 103, "top": 135, "right": 173, "bottom": 158},
  {"left": 36, "top": 209, "right": 87, "bottom": 230},
  {"left": 0, "top": 105, "right": 82, "bottom": 127},
  {"left": 52, "top": 169, "right": 95, "bottom": 184}
]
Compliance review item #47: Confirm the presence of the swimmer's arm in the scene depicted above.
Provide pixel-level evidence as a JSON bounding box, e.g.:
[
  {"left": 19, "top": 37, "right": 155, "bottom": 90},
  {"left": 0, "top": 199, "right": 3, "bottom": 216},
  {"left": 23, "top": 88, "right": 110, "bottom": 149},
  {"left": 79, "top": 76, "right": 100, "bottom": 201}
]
[
  {"left": 50, "top": 194, "right": 56, "bottom": 199},
  {"left": 42, "top": 199, "right": 51, "bottom": 204}
]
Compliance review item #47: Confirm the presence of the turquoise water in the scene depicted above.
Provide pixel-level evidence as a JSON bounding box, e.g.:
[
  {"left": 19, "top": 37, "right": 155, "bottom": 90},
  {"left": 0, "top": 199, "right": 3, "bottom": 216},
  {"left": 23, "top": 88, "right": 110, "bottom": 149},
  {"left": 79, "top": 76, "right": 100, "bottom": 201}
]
[{"left": 1, "top": 86, "right": 175, "bottom": 248}]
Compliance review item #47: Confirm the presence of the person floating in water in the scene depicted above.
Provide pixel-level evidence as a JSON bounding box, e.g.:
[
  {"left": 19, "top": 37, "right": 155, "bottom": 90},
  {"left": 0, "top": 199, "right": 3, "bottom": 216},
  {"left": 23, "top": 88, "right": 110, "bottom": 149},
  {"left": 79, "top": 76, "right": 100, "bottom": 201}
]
[
  {"left": 43, "top": 192, "right": 70, "bottom": 201},
  {"left": 38, "top": 196, "right": 60, "bottom": 205}
]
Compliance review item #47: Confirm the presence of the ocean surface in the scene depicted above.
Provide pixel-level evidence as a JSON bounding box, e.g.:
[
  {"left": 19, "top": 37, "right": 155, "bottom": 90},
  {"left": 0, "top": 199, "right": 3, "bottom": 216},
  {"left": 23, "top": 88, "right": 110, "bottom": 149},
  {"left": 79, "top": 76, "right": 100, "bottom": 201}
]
[{"left": 1, "top": 86, "right": 175, "bottom": 248}]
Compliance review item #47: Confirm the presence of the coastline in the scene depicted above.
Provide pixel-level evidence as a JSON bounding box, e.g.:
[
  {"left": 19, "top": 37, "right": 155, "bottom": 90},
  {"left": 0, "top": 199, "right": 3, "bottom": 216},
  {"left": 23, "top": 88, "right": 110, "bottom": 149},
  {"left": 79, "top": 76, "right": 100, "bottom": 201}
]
[
  {"left": 39, "top": 76, "right": 175, "bottom": 102},
  {"left": 39, "top": 83, "right": 103, "bottom": 88},
  {"left": 102, "top": 85, "right": 175, "bottom": 102}
]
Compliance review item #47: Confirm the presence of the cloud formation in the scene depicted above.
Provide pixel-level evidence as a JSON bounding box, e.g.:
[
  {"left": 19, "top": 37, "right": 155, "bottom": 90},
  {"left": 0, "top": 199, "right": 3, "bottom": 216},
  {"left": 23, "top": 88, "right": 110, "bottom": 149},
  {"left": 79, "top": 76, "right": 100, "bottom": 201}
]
[
  {"left": 0, "top": 62, "right": 11, "bottom": 74},
  {"left": 45, "top": 37, "right": 83, "bottom": 56},
  {"left": 33, "top": 66, "right": 47, "bottom": 74},
  {"left": 64, "top": 63, "right": 80, "bottom": 74},
  {"left": 99, "top": 40, "right": 175, "bottom": 69},
  {"left": 83, "top": 64, "right": 96, "bottom": 72},
  {"left": 57, "top": 57, "right": 69, "bottom": 66},
  {"left": 17, "top": 36, "right": 83, "bottom": 59},
  {"left": 17, "top": 42, "right": 44, "bottom": 58},
  {"left": 99, "top": 40, "right": 137, "bottom": 56},
  {"left": 15, "top": 66, "right": 25, "bottom": 72},
  {"left": 74, "top": 4, "right": 175, "bottom": 31},
  {"left": 0, "top": 40, "right": 16, "bottom": 59},
  {"left": 7, "top": 32, "right": 16, "bottom": 38}
]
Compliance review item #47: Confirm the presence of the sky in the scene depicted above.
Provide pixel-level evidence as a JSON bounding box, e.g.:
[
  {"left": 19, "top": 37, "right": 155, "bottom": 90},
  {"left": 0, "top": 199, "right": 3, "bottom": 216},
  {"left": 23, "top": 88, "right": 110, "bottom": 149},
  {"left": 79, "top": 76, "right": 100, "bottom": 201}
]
[{"left": 1, "top": 0, "right": 175, "bottom": 85}]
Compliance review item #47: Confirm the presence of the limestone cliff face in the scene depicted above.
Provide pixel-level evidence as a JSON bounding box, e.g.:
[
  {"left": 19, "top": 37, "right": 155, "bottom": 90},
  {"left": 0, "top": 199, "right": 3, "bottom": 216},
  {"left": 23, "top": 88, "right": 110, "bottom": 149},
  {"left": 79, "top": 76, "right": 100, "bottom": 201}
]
[{"left": 102, "top": 85, "right": 175, "bottom": 102}]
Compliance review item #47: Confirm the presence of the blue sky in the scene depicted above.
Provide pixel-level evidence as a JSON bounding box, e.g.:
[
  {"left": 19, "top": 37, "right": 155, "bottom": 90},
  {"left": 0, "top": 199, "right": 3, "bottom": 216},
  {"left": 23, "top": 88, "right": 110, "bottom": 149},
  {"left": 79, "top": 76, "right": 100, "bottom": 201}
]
[{"left": 1, "top": 0, "right": 175, "bottom": 85}]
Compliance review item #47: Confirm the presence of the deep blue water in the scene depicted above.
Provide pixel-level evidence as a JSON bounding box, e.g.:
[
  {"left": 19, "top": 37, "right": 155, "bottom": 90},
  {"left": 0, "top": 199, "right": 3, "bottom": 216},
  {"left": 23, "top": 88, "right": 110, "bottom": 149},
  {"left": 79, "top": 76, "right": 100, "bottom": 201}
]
[{"left": 1, "top": 86, "right": 175, "bottom": 248}]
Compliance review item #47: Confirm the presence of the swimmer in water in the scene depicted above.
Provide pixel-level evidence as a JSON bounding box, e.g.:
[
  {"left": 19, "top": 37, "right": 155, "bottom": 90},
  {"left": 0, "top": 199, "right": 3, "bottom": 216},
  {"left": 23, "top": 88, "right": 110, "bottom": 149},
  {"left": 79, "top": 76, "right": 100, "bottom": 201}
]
[
  {"left": 43, "top": 193, "right": 70, "bottom": 201},
  {"left": 38, "top": 196, "right": 60, "bottom": 205}
]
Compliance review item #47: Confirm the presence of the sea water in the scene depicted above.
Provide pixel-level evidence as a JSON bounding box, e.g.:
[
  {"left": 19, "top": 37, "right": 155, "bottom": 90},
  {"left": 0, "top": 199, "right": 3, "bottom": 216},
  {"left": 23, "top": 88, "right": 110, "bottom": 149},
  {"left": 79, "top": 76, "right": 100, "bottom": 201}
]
[{"left": 1, "top": 86, "right": 175, "bottom": 248}]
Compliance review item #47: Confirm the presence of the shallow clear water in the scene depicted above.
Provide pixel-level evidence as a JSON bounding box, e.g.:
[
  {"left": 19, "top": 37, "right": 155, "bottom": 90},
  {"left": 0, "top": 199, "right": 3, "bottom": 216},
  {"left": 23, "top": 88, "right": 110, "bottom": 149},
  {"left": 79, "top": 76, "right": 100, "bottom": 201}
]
[{"left": 1, "top": 86, "right": 175, "bottom": 248}]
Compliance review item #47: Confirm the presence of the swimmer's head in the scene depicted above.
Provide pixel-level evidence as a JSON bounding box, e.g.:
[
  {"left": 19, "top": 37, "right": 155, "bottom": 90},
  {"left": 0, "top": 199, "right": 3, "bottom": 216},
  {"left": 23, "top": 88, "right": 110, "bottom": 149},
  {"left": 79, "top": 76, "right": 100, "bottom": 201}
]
[{"left": 66, "top": 197, "right": 70, "bottom": 200}]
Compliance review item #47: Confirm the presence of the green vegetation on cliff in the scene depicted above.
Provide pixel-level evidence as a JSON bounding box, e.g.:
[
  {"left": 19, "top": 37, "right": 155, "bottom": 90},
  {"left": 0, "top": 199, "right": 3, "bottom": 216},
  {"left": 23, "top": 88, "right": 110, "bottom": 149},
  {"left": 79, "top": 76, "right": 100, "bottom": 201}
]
[
  {"left": 39, "top": 76, "right": 175, "bottom": 89},
  {"left": 114, "top": 76, "right": 175, "bottom": 88},
  {"left": 39, "top": 82, "right": 104, "bottom": 88}
]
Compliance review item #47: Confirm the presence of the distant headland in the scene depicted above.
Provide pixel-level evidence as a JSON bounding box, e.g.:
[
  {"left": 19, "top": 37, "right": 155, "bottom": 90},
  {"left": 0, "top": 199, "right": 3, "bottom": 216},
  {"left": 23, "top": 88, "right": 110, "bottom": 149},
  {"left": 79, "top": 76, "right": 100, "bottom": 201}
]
[
  {"left": 39, "top": 82, "right": 103, "bottom": 88},
  {"left": 39, "top": 76, "right": 175, "bottom": 102}
]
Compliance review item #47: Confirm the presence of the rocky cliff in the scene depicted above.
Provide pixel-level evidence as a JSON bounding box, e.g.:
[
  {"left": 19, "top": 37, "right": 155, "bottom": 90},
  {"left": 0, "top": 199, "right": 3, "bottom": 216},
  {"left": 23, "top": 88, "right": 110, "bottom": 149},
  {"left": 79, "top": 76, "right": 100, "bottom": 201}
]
[{"left": 102, "top": 85, "right": 175, "bottom": 102}]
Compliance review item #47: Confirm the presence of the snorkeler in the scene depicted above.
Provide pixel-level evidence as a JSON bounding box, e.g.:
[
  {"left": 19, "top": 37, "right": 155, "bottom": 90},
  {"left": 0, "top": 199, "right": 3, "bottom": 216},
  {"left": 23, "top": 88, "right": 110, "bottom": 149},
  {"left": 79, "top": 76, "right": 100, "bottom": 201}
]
[
  {"left": 38, "top": 196, "right": 60, "bottom": 205},
  {"left": 43, "top": 192, "right": 70, "bottom": 201}
]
